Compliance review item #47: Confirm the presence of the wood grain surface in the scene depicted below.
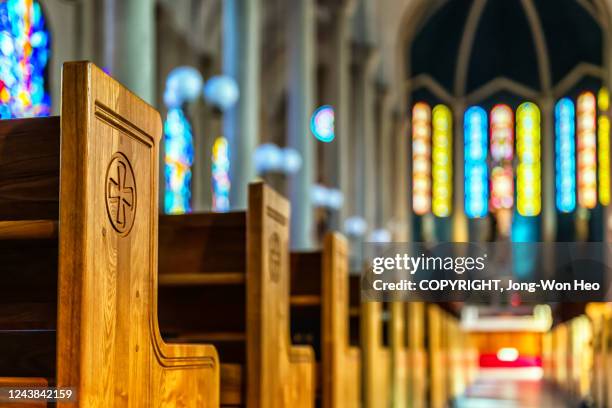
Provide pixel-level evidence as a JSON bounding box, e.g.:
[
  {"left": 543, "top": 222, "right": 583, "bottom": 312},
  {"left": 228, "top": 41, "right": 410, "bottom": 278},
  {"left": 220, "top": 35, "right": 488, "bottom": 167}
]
[{"left": 55, "top": 62, "right": 219, "bottom": 407}]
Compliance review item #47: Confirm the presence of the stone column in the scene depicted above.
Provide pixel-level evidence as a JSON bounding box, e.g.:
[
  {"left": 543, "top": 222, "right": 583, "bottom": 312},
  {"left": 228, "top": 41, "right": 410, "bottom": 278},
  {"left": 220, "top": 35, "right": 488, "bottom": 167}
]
[
  {"left": 223, "top": 0, "right": 260, "bottom": 210},
  {"left": 541, "top": 96, "right": 556, "bottom": 241},
  {"left": 352, "top": 45, "right": 379, "bottom": 232},
  {"left": 192, "top": 102, "right": 217, "bottom": 212},
  {"left": 325, "top": 2, "right": 355, "bottom": 230},
  {"left": 392, "top": 112, "right": 411, "bottom": 242},
  {"left": 111, "top": 0, "right": 156, "bottom": 104},
  {"left": 287, "top": 0, "right": 316, "bottom": 249},
  {"left": 377, "top": 86, "right": 393, "bottom": 229}
]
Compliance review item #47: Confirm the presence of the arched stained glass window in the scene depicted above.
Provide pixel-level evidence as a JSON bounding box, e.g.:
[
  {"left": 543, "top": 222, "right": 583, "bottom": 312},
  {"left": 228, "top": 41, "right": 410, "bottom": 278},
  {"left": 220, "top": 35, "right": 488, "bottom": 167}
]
[
  {"left": 490, "top": 104, "right": 514, "bottom": 162},
  {"left": 555, "top": 98, "right": 576, "bottom": 213},
  {"left": 432, "top": 104, "right": 452, "bottom": 217},
  {"left": 490, "top": 104, "right": 514, "bottom": 211},
  {"left": 0, "top": 0, "right": 50, "bottom": 118},
  {"left": 212, "top": 137, "right": 230, "bottom": 212},
  {"left": 412, "top": 102, "right": 431, "bottom": 215},
  {"left": 577, "top": 91, "right": 597, "bottom": 209},
  {"left": 464, "top": 106, "right": 488, "bottom": 218},
  {"left": 516, "top": 102, "right": 541, "bottom": 216},
  {"left": 598, "top": 88, "right": 610, "bottom": 206},
  {"left": 164, "top": 108, "right": 194, "bottom": 214}
]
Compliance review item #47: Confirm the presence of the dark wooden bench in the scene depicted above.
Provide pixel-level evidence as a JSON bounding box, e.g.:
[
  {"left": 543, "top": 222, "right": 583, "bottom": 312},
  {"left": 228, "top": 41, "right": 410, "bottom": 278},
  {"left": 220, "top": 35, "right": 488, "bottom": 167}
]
[
  {"left": 290, "top": 233, "right": 360, "bottom": 407},
  {"left": 158, "top": 182, "right": 315, "bottom": 407},
  {"left": 0, "top": 62, "right": 219, "bottom": 407}
]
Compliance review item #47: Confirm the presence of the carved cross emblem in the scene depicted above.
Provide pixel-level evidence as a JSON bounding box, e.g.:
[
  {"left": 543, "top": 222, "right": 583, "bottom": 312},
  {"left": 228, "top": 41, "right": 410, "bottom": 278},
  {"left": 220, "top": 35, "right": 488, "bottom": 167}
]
[
  {"left": 269, "top": 232, "right": 281, "bottom": 283},
  {"left": 105, "top": 152, "right": 137, "bottom": 235}
]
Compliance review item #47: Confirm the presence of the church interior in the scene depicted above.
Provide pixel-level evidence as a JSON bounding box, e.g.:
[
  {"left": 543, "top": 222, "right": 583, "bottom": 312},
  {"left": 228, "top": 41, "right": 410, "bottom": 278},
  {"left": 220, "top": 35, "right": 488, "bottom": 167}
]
[{"left": 1, "top": 0, "right": 612, "bottom": 407}]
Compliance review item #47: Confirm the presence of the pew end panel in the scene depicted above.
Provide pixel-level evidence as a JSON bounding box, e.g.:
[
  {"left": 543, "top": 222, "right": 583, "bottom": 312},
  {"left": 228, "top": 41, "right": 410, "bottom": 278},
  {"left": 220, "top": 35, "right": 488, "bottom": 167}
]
[
  {"left": 321, "top": 233, "right": 360, "bottom": 408},
  {"left": 362, "top": 301, "right": 391, "bottom": 408},
  {"left": 247, "top": 182, "right": 315, "bottom": 407},
  {"left": 56, "top": 61, "right": 219, "bottom": 407},
  {"left": 390, "top": 301, "right": 408, "bottom": 407},
  {"left": 289, "top": 345, "right": 316, "bottom": 408},
  {"left": 345, "top": 346, "right": 361, "bottom": 408},
  {"left": 406, "top": 302, "right": 427, "bottom": 408},
  {"left": 290, "top": 232, "right": 359, "bottom": 408}
]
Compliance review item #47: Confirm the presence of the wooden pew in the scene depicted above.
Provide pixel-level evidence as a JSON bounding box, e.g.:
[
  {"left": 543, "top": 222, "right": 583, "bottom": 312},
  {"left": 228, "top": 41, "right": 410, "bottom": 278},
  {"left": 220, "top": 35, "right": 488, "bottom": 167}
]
[
  {"left": 158, "top": 182, "right": 315, "bottom": 407},
  {"left": 348, "top": 274, "right": 394, "bottom": 408},
  {"left": 427, "top": 304, "right": 447, "bottom": 408},
  {"left": 290, "top": 233, "right": 361, "bottom": 408},
  {"left": 362, "top": 301, "right": 391, "bottom": 408},
  {"left": 390, "top": 302, "right": 408, "bottom": 408},
  {"left": 606, "top": 315, "right": 612, "bottom": 408},
  {"left": 406, "top": 302, "right": 427, "bottom": 408},
  {"left": 0, "top": 62, "right": 219, "bottom": 406}
]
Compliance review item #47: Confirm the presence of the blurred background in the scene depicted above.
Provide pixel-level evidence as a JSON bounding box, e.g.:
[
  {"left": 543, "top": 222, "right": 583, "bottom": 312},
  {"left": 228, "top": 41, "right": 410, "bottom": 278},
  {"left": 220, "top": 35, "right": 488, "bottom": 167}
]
[{"left": 4, "top": 0, "right": 612, "bottom": 406}]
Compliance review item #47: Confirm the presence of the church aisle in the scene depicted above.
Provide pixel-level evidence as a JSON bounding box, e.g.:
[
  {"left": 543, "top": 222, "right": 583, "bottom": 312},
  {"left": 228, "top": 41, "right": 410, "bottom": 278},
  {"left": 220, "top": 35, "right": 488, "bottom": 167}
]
[{"left": 454, "top": 369, "right": 580, "bottom": 408}]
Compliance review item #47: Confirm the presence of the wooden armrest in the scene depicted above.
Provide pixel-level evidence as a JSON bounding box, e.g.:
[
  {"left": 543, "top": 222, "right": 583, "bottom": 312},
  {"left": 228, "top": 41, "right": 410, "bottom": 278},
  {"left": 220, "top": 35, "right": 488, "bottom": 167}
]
[
  {"left": 288, "top": 345, "right": 316, "bottom": 408},
  {"left": 348, "top": 346, "right": 360, "bottom": 362},
  {"left": 155, "top": 341, "right": 219, "bottom": 368},
  {"left": 289, "top": 345, "right": 315, "bottom": 365}
]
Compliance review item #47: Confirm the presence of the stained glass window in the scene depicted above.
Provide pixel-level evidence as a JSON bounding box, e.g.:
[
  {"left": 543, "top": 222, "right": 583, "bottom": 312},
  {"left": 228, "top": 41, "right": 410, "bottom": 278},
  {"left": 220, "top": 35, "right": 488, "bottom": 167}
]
[
  {"left": 164, "top": 108, "right": 194, "bottom": 214},
  {"left": 516, "top": 102, "right": 541, "bottom": 216},
  {"left": 432, "top": 105, "right": 452, "bottom": 217},
  {"left": 555, "top": 98, "right": 576, "bottom": 213},
  {"left": 412, "top": 102, "right": 431, "bottom": 215},
  {"left": 212, "top": 137, "right": 230, "bottom": 212},
  {"left": 598, "top": 88, "right": 610, "bottom": 206},
  {"left": 577, "top": 92, "right": 597, "bottom": 209},
  {"left": 311, "top": 105, "right": 335, "bottom": 143},
  {"left": 0, "top": 0, "right": 50, "bottom": 118},
  {"left": 464, "top": 106, "right": 488, "bottom": 218},
  {"left": 490, "top": 104, "right": 514, "bottom": 211}
]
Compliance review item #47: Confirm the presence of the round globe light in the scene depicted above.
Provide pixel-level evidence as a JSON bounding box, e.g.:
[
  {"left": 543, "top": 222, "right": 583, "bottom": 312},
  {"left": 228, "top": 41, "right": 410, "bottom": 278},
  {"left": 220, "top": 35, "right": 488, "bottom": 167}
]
[
  {"left": 163, "top": 88, "right": 182, "bottom": 109},
  {"left": 166, "top": 66, "right": 203, "bottom": 105},
  {"left": 369, "top": 229, "right": 392, "bottom": 243},
  {"left": 204, "top": 75, "right": 240, "bottom": 111},
  {"left": 344, "top": 216, "right": 368, "bottom": 237},
  {"left": 326, "top": 189, "right": 344, "bottom": 210},
  {"left": 254, "top": 143, "right": 283, "bottom": 174},
  {"left": 282, "top": 147, "right": 303, "bottom": 174},
  {"left": 311, "top": 184, "right": 329, "bottom": 207}
]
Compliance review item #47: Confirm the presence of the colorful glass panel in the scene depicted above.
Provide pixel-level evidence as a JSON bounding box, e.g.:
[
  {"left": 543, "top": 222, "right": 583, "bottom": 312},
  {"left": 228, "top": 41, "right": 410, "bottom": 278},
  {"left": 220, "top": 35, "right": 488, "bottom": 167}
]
[
  {"left": 465, "top": 106, "right": 488, "bottom": 218},
  {"left": 311, "top": 105, "right": 335, "bottom": 142},
  {"left": 212, "top": 137, "right": 230, "bottom": 212},
  {"left": 516, "top": 102, "right": 541, "bottom": 216},
  {"left": 164, "top": 108, "right": 194, "bottom": 214},
  {"left": 577, "top": 92, "right": 597, "bottom": 209},
  {"left": 490, "top": 104, "right": 514, "bottom": 211},
  {"left": 598, "top": 88, "right": 610, "bottom": 206},
  {"left": 412, "top": 102, "right": 431, "bottom": 215},
  {"left": 432, "top": 104, "right": 452, "bottom": 217},
  {"left": 555, "top": 98, "right": 576, "bottom": 213},
  {"left": 0, "top": 0, "right": 51, "bottom": 118}
]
